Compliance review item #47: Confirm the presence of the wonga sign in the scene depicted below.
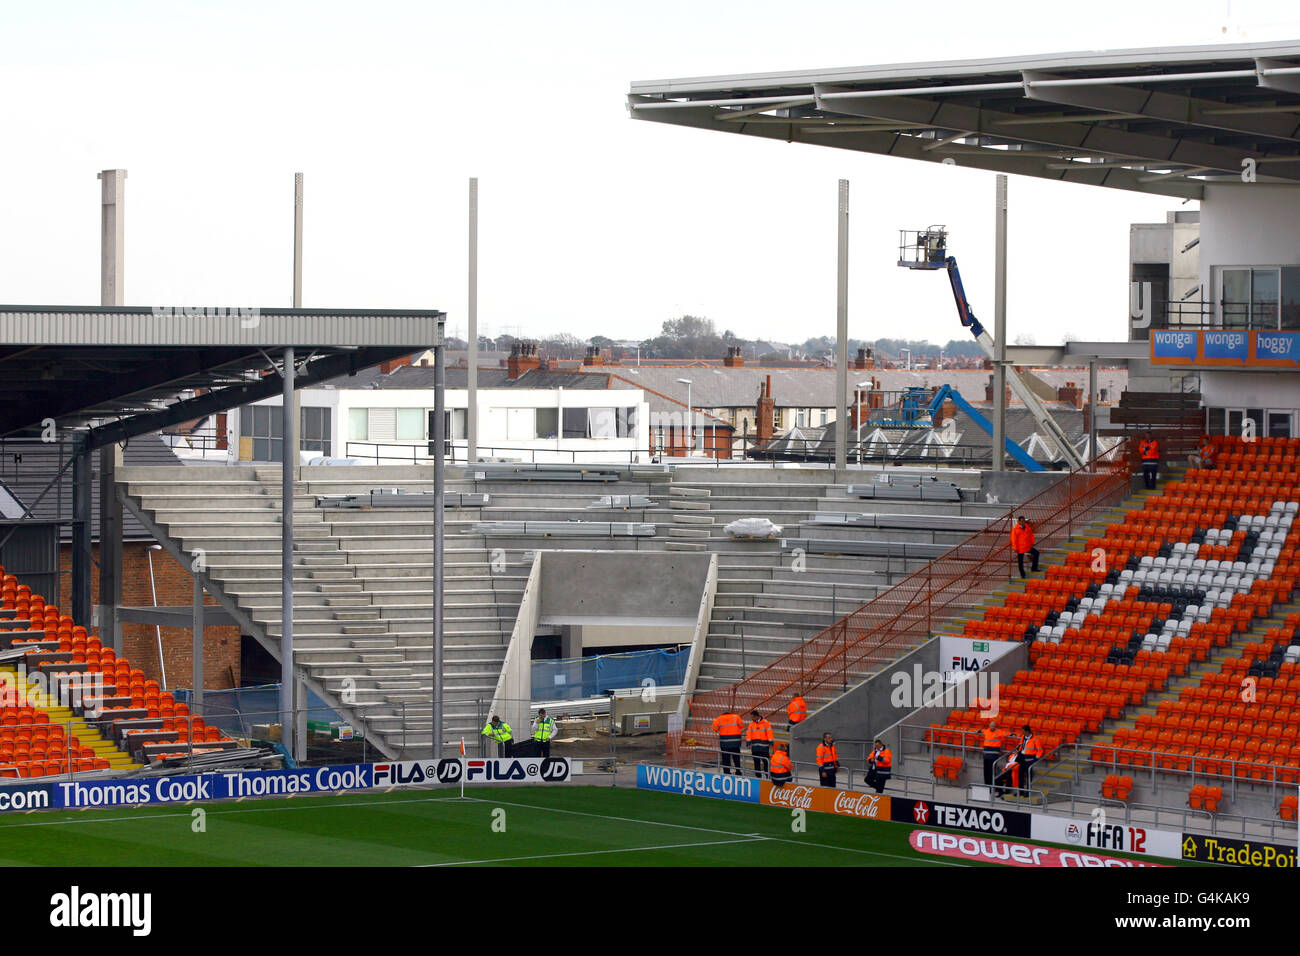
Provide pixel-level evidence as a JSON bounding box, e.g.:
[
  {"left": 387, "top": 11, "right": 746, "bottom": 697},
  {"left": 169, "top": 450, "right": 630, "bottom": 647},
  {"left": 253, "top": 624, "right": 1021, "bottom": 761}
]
[{"left": 760, "top": 781, "right": 890, "bottom": 820}]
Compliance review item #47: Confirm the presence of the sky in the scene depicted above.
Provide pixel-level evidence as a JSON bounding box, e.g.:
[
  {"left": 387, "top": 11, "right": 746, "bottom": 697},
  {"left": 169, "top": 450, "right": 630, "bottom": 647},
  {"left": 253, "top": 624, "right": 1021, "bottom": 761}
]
[{"left": 2, "top": 0, "right": 1299, "bottom": 350}]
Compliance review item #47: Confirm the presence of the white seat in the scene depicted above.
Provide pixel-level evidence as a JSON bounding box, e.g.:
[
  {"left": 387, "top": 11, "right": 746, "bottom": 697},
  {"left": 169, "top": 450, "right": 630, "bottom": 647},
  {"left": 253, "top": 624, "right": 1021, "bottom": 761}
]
[
  {"left": 1141, "top": 635, "right": 1157, "bottom": 651},
  {"left": 1231, "top": 561, "right": 1246, "bottom": 573},
  {"left": 1176, "top": 618, "right": 1193, "bottom": 634},
  {"left": 1225, "top": 574, "right": 1242, "bottom": 589},
  {"left": 1156, "top": 634, "right": 1172, "bottom": 652}
]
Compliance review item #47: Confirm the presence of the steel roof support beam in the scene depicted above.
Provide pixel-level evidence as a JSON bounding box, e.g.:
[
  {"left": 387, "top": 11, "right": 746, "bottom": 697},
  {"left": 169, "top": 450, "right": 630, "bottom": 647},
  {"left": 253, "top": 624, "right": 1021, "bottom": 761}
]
[
  {"left": 632, "top": 98, "right": 1204, "bottom": 198},
  {"left": 810, "top": 86, "right": 1299, "bottom": 189},
  {"left": 81, "top": 346, "right": 411, "bottom": 451},
  {"left": 1021, "top": 69, "right": 1300, "bottom": 146}
]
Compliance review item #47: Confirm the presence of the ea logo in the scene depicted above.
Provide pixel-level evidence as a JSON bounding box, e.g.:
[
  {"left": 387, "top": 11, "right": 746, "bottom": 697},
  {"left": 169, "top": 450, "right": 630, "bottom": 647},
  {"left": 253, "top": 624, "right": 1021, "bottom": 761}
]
[
  {"left": 1066, "top": 823, "right": 1083, "bottom": 844},
  {"left": 539, "top": 757, "right": 569, "bottom": 781},
  {"left": 435, "top": 759, "right": 463, "bottom": 784}
]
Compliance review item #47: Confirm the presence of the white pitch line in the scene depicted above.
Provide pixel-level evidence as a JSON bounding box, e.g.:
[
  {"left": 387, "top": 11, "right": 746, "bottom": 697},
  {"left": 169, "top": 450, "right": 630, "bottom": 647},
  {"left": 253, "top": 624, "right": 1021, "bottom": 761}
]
[
  {"left": 420, "top": 836, "right": 766, "bottom": 867},
  {"left": 458, "top": 795, "right": 970, "bottom": 867}
]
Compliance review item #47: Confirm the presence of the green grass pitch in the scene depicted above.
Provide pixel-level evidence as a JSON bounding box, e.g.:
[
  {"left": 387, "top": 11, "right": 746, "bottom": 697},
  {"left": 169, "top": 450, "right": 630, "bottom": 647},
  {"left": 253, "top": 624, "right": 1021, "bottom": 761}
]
[{"left": 0, "top": 786, "right": 1191, "bottom": 867}]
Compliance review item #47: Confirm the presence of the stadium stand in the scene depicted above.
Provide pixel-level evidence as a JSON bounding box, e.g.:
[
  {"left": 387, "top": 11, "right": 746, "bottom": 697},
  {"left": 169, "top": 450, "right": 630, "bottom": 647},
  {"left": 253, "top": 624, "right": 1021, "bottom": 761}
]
[
  {"left": 0, "top": 568, "right": 243, "bottom": 778},
  {"left": 922, "top": 435, "right": 1300, "bottom": 808},
  {"left": 120, "top": 464, "right": 1002, "bottom": 755}
]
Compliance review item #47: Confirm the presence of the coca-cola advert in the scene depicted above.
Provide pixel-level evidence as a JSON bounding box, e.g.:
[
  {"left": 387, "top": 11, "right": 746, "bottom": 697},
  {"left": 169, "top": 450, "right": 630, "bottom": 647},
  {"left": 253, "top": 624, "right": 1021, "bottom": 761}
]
[{"left": 760, "top": 781, "right": 890, "bottom": 820}]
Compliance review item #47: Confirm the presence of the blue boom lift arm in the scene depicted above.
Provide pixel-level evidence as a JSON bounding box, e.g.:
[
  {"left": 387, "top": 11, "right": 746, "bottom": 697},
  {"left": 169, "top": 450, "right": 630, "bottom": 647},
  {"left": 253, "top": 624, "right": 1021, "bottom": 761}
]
[{"left": 928, "top": 383, "right": 1044, "bottom": 472}]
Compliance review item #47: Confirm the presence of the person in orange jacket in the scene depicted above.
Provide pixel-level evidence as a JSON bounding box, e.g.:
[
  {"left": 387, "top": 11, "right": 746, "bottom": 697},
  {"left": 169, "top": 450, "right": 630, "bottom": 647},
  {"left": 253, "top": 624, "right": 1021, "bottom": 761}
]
[
  {"left": 787, "top": 692, "right": 807, "bottom": 728},
  {"left": 1018, "top": 724, "right": 1043, "bottom": 791},
  {"left": 1139, "top": 432, "right": 1161, "bottom": 490},
  {"left": 1011, "top": 516, "right": 1039, "bottom": 578},
  {"left": 981, "top": 720, "right": 1006, "bottom": 786},
  {"left": 769, "top": 743, "right": 793, "bottom": 786},
  {"left": 712, "top": 709, "right": 745, "bottom": 775},
  {"left": 866, "top": 738, "right": 892, "bottom": 794},
  {"left": 744, "top": 710, "right": 774, "bottom": 778},
  {"left": 815, "top": 732, "right": 840, "bottom": 788}
]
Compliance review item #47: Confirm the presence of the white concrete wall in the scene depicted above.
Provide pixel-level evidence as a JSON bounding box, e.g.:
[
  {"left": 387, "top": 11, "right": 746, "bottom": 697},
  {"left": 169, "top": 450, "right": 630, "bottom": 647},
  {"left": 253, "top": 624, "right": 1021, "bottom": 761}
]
[
  {"left": 1199, "top": 371, "right": 1300, "bottom": 412},
  {"left": 232, "top": 386, "right": 650, "bottom": 465},
  {"left": 489, "top": 552, "right": 542, "bottom": 738},
  {"left": 1200, "top": 183, "right": 1300, "bottom": 319}
]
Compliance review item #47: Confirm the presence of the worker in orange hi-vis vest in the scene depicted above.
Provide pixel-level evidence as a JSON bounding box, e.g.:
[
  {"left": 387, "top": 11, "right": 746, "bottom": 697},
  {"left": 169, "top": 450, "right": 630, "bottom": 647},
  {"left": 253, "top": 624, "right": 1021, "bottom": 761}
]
[
  {"left": 1139, "top": 431, "right": 1161, "bottom": 490},
  {"left": 1018, "top": 724, "right": 1043, "bottom": 791},
  {"left": 994, "top": 748, "right": 1021, "bottom": 798},
  {"left": 787, "top": 692, "right": 807, "bottom": 728},
  {"left": 815, "top": 732, "right": 840, "bottom": 789},
  {"left": 981, "top": 721, "right": 1006, "bottom": 786},
  {"left": 769, "top": 743, "right": 793, "bottom": 787},
  {"left": 744, "top": 710, "right": 774, "bottom": 778},
  {"left": 712, "top": 709, "right": 745, "bottom": 775},
  {"left": 1010, "top": 516, "right": 1039, "bottom": 578},
  {"left": 866, "top": 738, "right": 893, "bottom": 794}
]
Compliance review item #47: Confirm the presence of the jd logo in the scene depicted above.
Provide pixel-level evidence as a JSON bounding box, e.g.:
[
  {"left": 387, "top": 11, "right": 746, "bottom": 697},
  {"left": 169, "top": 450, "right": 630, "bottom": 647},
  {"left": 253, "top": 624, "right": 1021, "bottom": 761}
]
[
  {"left": 435, "top": 759, "right": 463, "bottom": 784},
  {"left": 539, "top": 757, "right": 569, "bottom": 781}
]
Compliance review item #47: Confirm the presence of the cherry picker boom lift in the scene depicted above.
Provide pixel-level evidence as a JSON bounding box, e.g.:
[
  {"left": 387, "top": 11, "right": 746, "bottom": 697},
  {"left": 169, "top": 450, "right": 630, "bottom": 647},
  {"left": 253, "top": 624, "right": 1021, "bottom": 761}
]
[{"left": 898, "top": 226, "right": 1084, "bottom": 470}]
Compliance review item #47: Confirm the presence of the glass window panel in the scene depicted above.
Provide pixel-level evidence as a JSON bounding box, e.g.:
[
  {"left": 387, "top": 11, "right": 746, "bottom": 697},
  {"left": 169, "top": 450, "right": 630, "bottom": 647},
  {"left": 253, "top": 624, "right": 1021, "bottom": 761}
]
[
  {"left": 536, "top": 407, "right": 558, "bottom": 439},
  {"left": 588, "top": 407, "right": 616, "bottom": 439},
  {"left": 1207, "top": 407, "right": 1226, "bottom": 435},
  {"left": 253, "top": 438, "right": 270, "bottom": 461},
  {"left": 349, "top": 408, "right": 368, "bottom": 440},
  {"left": 1267, "top": 411, "right": 1292, "bottom": 438},
  {"left": 1252, "top": 269, "right": 1280, "bottom": 329},
  {"left": 449, "top": 408, "right": 466, "bottom": 440},
  {"left": 1247, "top": 409, "right": 1265, "bottom": 435},
  {"left": 397, "top": 408, "right": 424, "bottom": 440},
  {"left": 1227, "top": 410, "right": 1244, "bottom": 437},
  {"left": 268, "top": 408, "right": 282, "bottom": 439},
  {"left": 562, "top": 408, "right": 587, "bottom": 439},
  {"left": 1222, "top": 269, "right": 1250, "bottom": 328},
  {"left": 1281, "top": 267, "right": 1300, "bottom": 330}
]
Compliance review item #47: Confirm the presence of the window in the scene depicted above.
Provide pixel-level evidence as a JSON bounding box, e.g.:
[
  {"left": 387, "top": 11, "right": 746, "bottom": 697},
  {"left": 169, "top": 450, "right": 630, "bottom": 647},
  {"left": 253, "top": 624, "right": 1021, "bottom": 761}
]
[
  {"left": 536, "top": 407, "right": 559, "bottom": 439},
  {"left": 301, "top": 407, "right": 331, "bottom": 456},
  {"left": 240, "top": 404, "right": 330, "bottom": 461},
  {"left": 397, "top": 408, "right": 424, "bottom": 440},
  {"left": 506, "top": 408, "right": 536, "bottom": 441},
  {"left": 796, "top": 410, "right": 807, "bottom": 428},
  {"left": 1221, "top": 267, "right": 1281, "bottom": 329},
  {"left": 562, "top": 408, "right": 587, "bottom": 439},
  {"left": 349, "top": 408, "right": 368, "bottom": 441},
  {"left": 616, "top": 406, "right": 637, "bottom": 438},
  {"left": 588, "top": 407, "right": 617, "bottom": 439},
  {"left": 1207, "top": 406, "right": 1294, "bottom": 439}
]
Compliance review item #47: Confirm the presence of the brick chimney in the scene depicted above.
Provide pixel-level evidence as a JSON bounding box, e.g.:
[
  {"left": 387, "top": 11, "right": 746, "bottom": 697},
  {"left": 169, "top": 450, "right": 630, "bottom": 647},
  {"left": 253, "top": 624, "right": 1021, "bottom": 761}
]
[
  {"left": 985, "top": 375, "right": 1012, "bottom": 405},
  {"left": 507, "top": 342, "right": 541, "bottom": 380},
  {"left": 933, "top": 398, "right": 958, "bottom": 429},
  {"left": 582, "top": 345, "right": 606, "bottom": 367},
  {"left": 1058, "top": 381, "right": 1084, "bottom": 409},
  {"left": 378, "top": 353, "right": 414, "bottom": 375},
  {"left": 867, "top": 376, "right": 883, "bottom": 409},
  {"left": 723, "top": 346, "right": 744, "bottom": 368},
  {"left": 756, "top": 375, "right": 775, "bottom": 443},
  {"left": 854, "top": 347, "right": 874, "bottom": 370}
]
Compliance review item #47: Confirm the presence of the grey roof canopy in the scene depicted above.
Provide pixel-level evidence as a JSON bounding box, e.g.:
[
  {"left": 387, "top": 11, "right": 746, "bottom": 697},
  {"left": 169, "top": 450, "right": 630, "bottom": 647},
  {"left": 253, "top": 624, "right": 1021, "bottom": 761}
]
[
  {"left": 629, "top": 40, "right": 1300, "bottom": 199},
  {"left": 0, "top": 306, "right": 443, "bottom": 447}
]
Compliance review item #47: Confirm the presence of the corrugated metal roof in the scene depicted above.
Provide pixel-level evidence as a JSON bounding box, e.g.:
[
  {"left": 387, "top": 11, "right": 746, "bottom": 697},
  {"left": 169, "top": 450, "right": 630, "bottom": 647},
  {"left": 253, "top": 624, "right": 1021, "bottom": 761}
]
[
  {"left": 0, "top": 306, "right": 443, "bottom": 348},
  {"left": 319, "top": 365, "right": 616, "bottom": 391}
]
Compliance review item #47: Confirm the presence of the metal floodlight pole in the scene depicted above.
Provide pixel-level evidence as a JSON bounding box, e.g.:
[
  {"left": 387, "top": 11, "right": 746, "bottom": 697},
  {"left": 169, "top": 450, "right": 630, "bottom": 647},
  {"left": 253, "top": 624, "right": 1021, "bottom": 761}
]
[
  {"left": 677, "top": 379, "right": 692, "bottom": 454},
  {"left": 835, "top": 179, "right": 849, "bottom": 472},
  {"left": 433, "top": 337, "right": 446, "bottom": 757},
  {"left": 280, "top": 346, "right": 295, "bottom": 759},
  {"left": 1089, "top": 359, "right": 1098, "bottom": 472},
  {"left": 146, "top": 544, "right": 167, "bottom": 690},
  {"left": 468, "top": 177, "right": 479, "bottom": 463},
  {"left": 993, "top": 175, "right": 1008, "bottom": 473},
  {"left": 857, "top": 380, "right": 872, "bottom": 467}
]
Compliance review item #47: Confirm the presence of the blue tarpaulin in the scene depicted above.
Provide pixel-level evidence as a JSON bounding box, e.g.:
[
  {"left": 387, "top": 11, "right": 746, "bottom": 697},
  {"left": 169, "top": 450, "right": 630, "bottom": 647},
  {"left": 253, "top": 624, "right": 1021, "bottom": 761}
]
[{"left": 532, "top": 647, "right": 688, "bottom": 701}]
